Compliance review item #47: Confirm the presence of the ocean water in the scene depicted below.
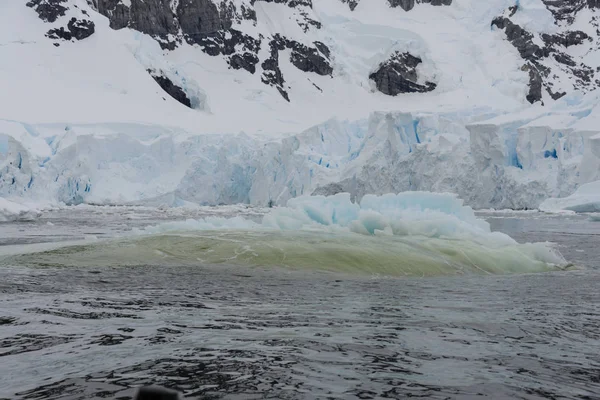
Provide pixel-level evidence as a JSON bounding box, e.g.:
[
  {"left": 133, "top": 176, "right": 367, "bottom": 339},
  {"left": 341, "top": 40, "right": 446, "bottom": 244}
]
[{"left": 0, "top": 207, "right": 599, "bottom": 399}]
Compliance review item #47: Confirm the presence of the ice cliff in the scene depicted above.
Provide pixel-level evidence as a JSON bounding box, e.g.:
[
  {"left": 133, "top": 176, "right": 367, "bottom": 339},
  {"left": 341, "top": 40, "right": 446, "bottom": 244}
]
[
  {"left": 1, "top": 92, "right": 599, "bottom": 209},
  {"left": 1, "top": 0, "right": 599, "bottom": 208}
]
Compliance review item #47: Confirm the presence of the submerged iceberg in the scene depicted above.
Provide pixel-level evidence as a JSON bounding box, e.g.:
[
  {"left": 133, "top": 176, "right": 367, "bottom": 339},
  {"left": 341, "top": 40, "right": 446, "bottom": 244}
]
[{"left": 7, "top": 192, "right": 567, "bottom": 277}]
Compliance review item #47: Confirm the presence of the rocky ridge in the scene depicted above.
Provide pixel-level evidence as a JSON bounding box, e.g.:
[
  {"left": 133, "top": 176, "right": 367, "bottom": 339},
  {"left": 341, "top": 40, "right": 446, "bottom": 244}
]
[
  {"left": 22, "top": 0, "right": 600, "bottom": 106},
  {"left": 493, "top": 0, "right": 600, "bottom": 103}
]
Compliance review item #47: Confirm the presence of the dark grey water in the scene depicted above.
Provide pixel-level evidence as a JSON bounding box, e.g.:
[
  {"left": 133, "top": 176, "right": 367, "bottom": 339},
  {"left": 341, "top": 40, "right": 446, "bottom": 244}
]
[{"left": 1, "top": 208, "right": 599, "bottom": 399}]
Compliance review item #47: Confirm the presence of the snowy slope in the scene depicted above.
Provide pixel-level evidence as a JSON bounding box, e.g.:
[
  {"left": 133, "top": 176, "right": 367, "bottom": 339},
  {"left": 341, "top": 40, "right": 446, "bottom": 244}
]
[{"left": 1, "top": 0, "right": 599, "bottom": 208}]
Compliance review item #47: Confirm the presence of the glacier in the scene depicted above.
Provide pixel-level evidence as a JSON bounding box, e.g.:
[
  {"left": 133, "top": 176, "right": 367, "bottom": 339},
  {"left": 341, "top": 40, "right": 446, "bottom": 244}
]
[
  {"left": 1, "top": 0, "right": 600, "bottom": 210},
  {"left": 1, "top": 92, "right": 599, "bottom": 210}
]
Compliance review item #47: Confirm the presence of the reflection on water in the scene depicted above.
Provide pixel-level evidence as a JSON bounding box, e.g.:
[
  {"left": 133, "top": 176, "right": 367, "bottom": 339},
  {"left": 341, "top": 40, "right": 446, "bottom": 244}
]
[{"left": 0, "top": 208, "right": 599, "bottom": 399}]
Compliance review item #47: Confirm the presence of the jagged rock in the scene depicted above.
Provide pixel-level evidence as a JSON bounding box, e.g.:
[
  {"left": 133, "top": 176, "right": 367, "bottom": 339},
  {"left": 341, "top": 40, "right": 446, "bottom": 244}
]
[
  {"left": 261, "top": 36, "right": 289, "bottom": 101},
  {"left": 66, "top": 18, "right": 95, "bottom": 40},
  {"left": 97, "top": 0, "right": 178, "bottom": 48},
  {"left": 178, "top": 0, "right": 231, "bottom": 43},
  {"left": 553, "top": 53, "right": 577, "bottom": 67},
  {"left": 229, "top": 53, "right": 260, "bottom": 74},
  {"left": 194, "top": 29, "right": 261, "bottom": 73},
  {"left": 260, "top": 36, "right": 331, "bottom": 100},
  {"left": 522, "top": 63, "right": 543, "bottom": 104},
  {"left": 296, "top": 12, "right": 321, "bottom": 33},
  {"left": 46, "top": 26, "right": 71, "bottom": 40},
  {"left": 96, "top": 0, "right": 129, "bottom": 30},
  {"left": 287, "top": 40, "right": 333, "bottom": 75},
  {"left": 547, "top": 87, "right": 567, "bottom": 100},
  {"left": 46, "top": 18, "right": 95, "bottom": 41},
  {"left": 97, "top": 0, "right": 256, "bottom": 50},
  {"left": 421, "top": 0, "right": 452, "bottom": 4},
  {"left": 388, "top": 0, "right": 414, "bottom": 11},
  {"left": 542, "top": 31, "right": 590, "bottom": 48},
  {"left": 541, "top": 0, "right": 590, "bottom": 24},
  {"left": 340, "top": 0, "right": 359, "bottom": 10},
  {"left": 369, "top": 52, "right": 436, "bottom": 95},
  {"left": 256, "top": 0, "right": 313, "bottom": 8},
  {"left": 26, "top": 0, "right": 68, "bottom": 23},
  {"left": 492, "top": 11, "right": 595, "bottom": 103},
  {"left": 387, "top": 0, "right": 451, "bottom": 11},
  {"left": 492, "top": 17, "right": 546, "bottom": 61},
  {"left": 314, "top": 41, "right": 330, "bottom": 58},
  {"left": 148, "top": 71, "right": 192, "bottom": 108}
]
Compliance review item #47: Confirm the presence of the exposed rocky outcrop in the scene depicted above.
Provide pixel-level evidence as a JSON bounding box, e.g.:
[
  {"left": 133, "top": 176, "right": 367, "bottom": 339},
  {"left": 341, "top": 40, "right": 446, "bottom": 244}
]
[
  {"left": 522, "top": 63, "right": 543, "bottom": 103},
  {"left": 148, "top": 70, "right": 192, "bottom": 108},
  {"left": 46, "top": 18, "right": 95, "bottom": 41},
  {"left": 541, "top": 0, "right": 599, "bottom": 24},
  {"left": 339, "top": 0, "right": 359, "bottom": 11},
  {"left": 387, "top": 0, "right": 451, "bottom": 12},
  {"left": 492, "top": 5, "right": 598, "bottom": 104},
  {"left": 370, "top": 52, "right": 436, "bottom": 95},
  {"left": 96, "top": 0, "right": 257, "bottom": 50},
  {"left": 26, "top": 0, "right": 68, "bottom": 23},
  {"left": 195, "top": 29, "right": 262, "bottom": 73},
  {"left": 93, "top": 0, "right": 326, "bottom": 94},
  {"left": 288, "top": 41, "right": 333, "bottom": 75},
  {"left": 257, "top": 0, "right": 313, "bottom": 8},
  {"left": 260, "top": 35, "right": 332, "bottom": 100},
  {"left": 261, "top": 36, "right": 289, "bottom": 101}
]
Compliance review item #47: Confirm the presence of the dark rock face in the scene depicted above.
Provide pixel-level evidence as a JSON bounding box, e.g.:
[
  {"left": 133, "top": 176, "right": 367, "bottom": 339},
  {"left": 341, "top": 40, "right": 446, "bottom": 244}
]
[
  {"left": 148, "top": 71, "right": 192, "bottom": 108},
  {"left": 387, "top": 0, "right": 452, "bottom": 11},
  {"left": 67, "top": 18, "right": 95, "bottom": 40},
  {"left": 491, "top": 17, "right": 546, "bottom": 60},
  {"left": 340, "top": 0, "right": 359, "bottom": 10},
  {"left": 370, "top": 52, "right": 436, "bottom": 95},
  {"left": 26, "top": 0, "right": 68, "bottom": 23},
  {"left": 542, "top": 31, "right": 590, "bottom": 48},
  {"left": 194, "top": 29, "right": 262, "bottom": 73},
  {"left": 421, "top": 0, "right": 452, "bottom": 4},
  {"left": 257, "top": 0, "right": 313, "bottom": 8},
  {"left": 288, "top": 41, "right": 333, "bottom": 75},
  {"left": 541, "top": 0, "right": 592, "bottom": 23},
  {"left": 388, "top": 0, "right": 414, "bottom": 11},
  {"left": 46, "top": 18, "right": 95, "bottom": 41},
  {"left": 96, "top": 0, "right": 130, "bottom": 29},
  {"left": 229, "top": 53, "right": 260, "bottom": 74},
  {"left": 177, "top": 0, "right": 231, "bottom": 42},
  {"left": 93, "top": 0, "right": 327, "bottom": 98},
  {"left": 260, "top": 36, "right": 332, "bottom": 100},
  {"left": 261, "top": 36, "right": 289, "bottom": 101},
  {"left": 523, "top": 63, "right": 543, "bottom": 103},
  {"left": 97, "top": 0, "right": 259, "bottom": 50},
  {"left": 492, "top": 6, "right": 598, "bottom": 104}
]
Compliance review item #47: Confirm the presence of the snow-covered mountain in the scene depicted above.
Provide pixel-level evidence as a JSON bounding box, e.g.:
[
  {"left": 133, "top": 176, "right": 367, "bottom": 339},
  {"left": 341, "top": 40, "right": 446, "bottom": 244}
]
[{"left": 1, "top": 0, "right": 599, "bottom": 208}]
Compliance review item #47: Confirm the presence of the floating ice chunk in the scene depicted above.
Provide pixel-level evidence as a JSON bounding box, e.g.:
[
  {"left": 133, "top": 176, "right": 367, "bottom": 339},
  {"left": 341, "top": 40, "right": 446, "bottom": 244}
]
[
  {"left": 540, "top": 180, "right": 600, "bottom": 213},
  {"left": 0, "top": 198, "right": 39, "bottom": 222},
  {"left": 137, "top": 192, "right": 555, "bottom": 258}
]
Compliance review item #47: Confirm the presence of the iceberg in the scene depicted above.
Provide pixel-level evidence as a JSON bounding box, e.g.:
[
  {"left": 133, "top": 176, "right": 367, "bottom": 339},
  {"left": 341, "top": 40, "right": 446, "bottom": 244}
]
[
  {"left": 4, "top": 192, "right": 567, "bottom": 277},
  {"left": 0, "top": 198, "right": 39, "bottom": 222},
  {"left": 539, "top": 180, "right": 600, "bottom": 213}
]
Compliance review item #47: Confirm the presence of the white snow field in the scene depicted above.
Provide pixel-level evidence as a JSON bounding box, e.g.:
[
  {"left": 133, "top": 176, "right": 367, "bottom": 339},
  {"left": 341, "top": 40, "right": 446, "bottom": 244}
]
[{"left": 0, "top": 0, "right": 599, "bottom": 209}]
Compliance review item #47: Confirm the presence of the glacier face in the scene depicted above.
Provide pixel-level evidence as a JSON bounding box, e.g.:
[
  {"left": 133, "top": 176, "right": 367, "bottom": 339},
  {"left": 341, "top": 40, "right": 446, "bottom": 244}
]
[
  {"left": 1, "top": 92, "right": 599, "bottom": 209},
  {"left": 1, "top": 0, "right": 600, "bottom": 209}
]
